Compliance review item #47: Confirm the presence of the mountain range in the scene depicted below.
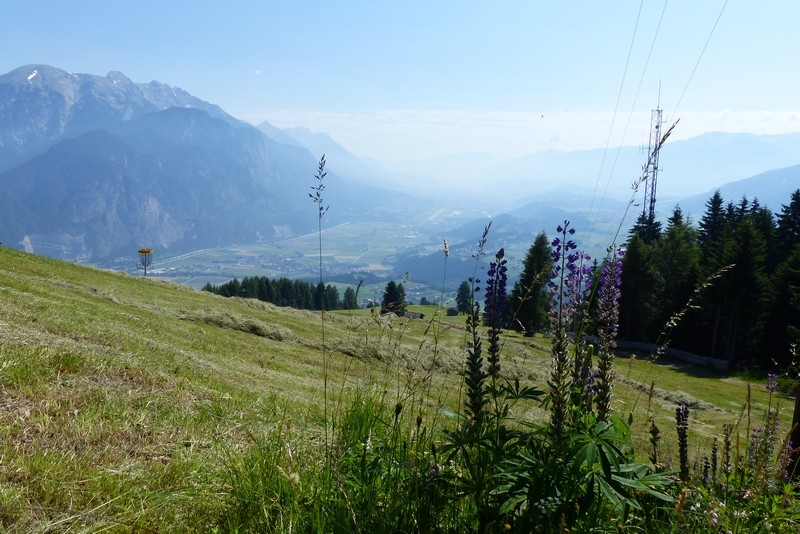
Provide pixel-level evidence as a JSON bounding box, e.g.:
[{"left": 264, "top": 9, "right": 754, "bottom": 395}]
[
  {"left": 2, "top": 64, "right": 800, "bottom": 268},
  {"left": 0, "top": 65, "right": 410, "bottom": 262}
]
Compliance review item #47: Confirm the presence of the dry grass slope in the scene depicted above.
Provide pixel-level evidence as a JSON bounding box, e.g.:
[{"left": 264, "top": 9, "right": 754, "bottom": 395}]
[{"left": 0, "top": 247, "right": 790, "bottom": 531}]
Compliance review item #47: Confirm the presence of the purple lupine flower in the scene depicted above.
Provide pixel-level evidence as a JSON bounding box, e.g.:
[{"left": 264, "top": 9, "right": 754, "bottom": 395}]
[
  {"left": 675, "top": 402, "right": 690, "bottom": 425},
  {"left": 778, "top": 439, "right": 795, "bottom": 482},
  {"left": 484, "top": 248, "right": 508, "bottom": 378},
  {"left": 548, "top": 221, "right": 577, "bottom": 439},
  {"left": 748, "top": 427, "right": 765, "bottom": 464},
  {"left": 484, "top": 248, "right": 508, "bottom": 328},
  {"left": 767, "top": 373, "right": 780, "bottom": 393},
  {"left": 597, "top": 247, "right": 624, "bottom": 331},
  {"left": 676, "top": 402, "right": 690, "bottom": 481},
  {"left": 584, "top": 369, "right": 600, "bottom": 394},
  {"left": 564, "top": 251, "right": 593, "bottom": 317},
  {"left": 548, "top": 223, "right": 591, "bottom": 327},
  {"left": 595, "top": 246, "right": 624, "bottom": 423}
]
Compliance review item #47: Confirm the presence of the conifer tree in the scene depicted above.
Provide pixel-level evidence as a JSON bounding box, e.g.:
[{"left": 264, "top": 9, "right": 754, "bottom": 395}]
[
  {"left": 456, "top": 281, "right": 472, "bottom": 314},
  {"left": 313, "top": 282, "right": 326, "bottom": 311},
  {"left": 325, "top": 284, "right": 340, "bottom": 310},
  {"left": 777, "top": 189, "right": 800, "bottom": 262},
  {"left": 766, "top": 244, "right": 800, "bottom": 367},
  {"left": 343, "top": 286, "right": 358, "bottom": 310},
  {"left": 652, "top": 205, "right": 702, "bottom": 350},
  {"left": 509, "top": 232, "right": 552, "bottom": 334},
  {"left": 381, "top": 280, "right": 406, "bottom": 315},
  {"left": 619, "top": 233, "right": 659, "bottom": 341},
  {"left": 722, "top": 216, "right": 769, "bottom": 365},
  {"left": 698, "top": 190, "right": 728, "bottom": 266},
  {"left": 630, "top": 211, "right": 662, "bottom": 244}
]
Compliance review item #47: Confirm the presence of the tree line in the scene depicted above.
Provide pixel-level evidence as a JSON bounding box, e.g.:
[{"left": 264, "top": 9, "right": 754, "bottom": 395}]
[
  {"left": 470, "top": 189, "right": 800, "bottom": 371},
  {"left": 205, "top": 188, "right": 800, "bottom": 370},
  {"left": 203, "top": 275, "right": 410, "bottom": 315},
  {"left": 203, "top": 276, "right": 358, "bottom": 311},
  {"left": 619, "top": 189, "right": 800, "bottom": 369}
]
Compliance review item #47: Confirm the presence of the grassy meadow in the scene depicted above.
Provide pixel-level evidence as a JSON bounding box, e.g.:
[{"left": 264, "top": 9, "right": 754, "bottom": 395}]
[{"left": 0, "top": 245, "right": 796, "bottom": 531}]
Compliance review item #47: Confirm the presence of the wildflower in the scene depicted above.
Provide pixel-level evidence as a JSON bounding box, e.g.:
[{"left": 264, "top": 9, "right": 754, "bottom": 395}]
[
  {"left": 548, "top": 221, "right": 587, "bottom": 439},
  {"left": 722, "top": 423, "right": 733, "bottom": 475},
  {"left": 748, "top": 427, "right": 765, "bottom": 465},
  {"left": 767, "top": 373, "right": 779, "bottom": 393},
  {"left": 777, "top": 439, "right": 794, "bottom": 482},
  {"left": 595, "top": 246, "right": 623, "bottom": 421},
  {"left": 463, "top": 225, "right": 491, "bottom": 427},
  {"left": 484, "top": 248, "right": 508, "bottom": 378},
  {"left": 676, "top": 402, "right": 690, "bottom": 481},
  {"left": 711, "top": 437, "right": 719, "bottom": 485},
  {"left": 429, "top": 463, "right": 442, "bottom": 476},
  {"left": 649, "top": 420, "right": 661, "bottom": 466},
  {"left": 584, "top": 369, "right": 600, "bottom": 394}
]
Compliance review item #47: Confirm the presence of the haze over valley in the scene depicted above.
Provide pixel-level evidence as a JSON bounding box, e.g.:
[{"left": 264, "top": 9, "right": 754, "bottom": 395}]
[
  {"left": 7, "top": 4, "right": 800, "bottom": 530},
  {"left": 2, "top": 64, "right": 800, "bottom": 298}
]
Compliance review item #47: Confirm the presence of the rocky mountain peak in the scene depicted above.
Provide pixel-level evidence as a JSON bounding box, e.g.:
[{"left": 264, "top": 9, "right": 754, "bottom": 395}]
[{"left": 0, "top": 65, "right": 229, "bottom": 170}]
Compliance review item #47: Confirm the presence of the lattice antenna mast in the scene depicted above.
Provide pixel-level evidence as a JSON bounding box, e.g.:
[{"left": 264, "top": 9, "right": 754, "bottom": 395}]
[{"left": 642, "top": 107, "right": 663, "bottom": 223}]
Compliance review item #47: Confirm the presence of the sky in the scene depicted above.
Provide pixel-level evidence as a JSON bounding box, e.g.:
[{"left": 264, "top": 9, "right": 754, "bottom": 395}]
[{"left": 4, "top": 1, "right": 800, "bottom": 166}]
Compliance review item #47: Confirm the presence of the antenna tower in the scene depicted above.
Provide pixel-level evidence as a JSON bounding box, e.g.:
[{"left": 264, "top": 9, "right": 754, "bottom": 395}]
[{"left": 642, "top": 107, "right": 663, "bottom": 224}]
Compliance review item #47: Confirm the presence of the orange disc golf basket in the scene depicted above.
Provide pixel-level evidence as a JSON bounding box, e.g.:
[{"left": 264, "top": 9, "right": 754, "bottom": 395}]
[{"left": 138, "top": 248, "right": 153, "bottom": 276}]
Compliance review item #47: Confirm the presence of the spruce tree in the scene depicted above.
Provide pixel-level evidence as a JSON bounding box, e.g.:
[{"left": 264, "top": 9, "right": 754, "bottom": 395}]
[
  {"left": 653, "top": 205, "right": 702, "bottom": 350},
  {"left": 766, "top": 244, "right": 800, "bottom": 367},
  {"left": 509, "top": 232, "right": 552, "bottom": 334},
  {"left": 343, "top": 286, "right": 358, "bottom": 310},
  {"left": 325, "top": 284, "right": 340, "bottom": 310},
  {"left": 619, "top": 233, "right": 659, "bottom": 341},
  {"left": 456, "top": 280, "right": 472, "bottom": 314},
  {"left": 313, "top": 282, "right": 326, "bottom": 310},
  {"left": 698, "top": 190, "right": 728, "bottom": 266},
  {"left": 777, "top": 189, "right": 800, "bottom": 262},
  {"left": 722, "top": 217, "right": 769, "bottom": 365},
  {"left": 381, "top": 280, "right": 406, "bottom": 315}
]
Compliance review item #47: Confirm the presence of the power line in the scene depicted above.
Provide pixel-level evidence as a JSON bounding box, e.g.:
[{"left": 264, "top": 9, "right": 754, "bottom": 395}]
[
  {"left": 588, "top": 0, "right": 645, "bottom": 220},
  {"left": 666, "top": 0, "right": 729, "bottom": 126},
  {"left": 592, "top": 0, "right": 669, "bottom": 224},
  {"left": 590, "top": 0, "right": 669, "bottom": 226},
  {"left": 592, "top": 0, "right": 727, "bottom": 247}
]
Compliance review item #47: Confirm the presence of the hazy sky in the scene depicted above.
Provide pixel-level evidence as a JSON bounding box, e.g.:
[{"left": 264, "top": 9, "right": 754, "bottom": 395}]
[{"left": 4, "top": 1, "right": 799, "bottom": 164}]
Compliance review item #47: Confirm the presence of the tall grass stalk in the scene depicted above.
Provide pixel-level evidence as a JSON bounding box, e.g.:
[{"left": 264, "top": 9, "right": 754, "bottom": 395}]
[{"left": 310, "top": 154, "right": 331, "bottom": 466}]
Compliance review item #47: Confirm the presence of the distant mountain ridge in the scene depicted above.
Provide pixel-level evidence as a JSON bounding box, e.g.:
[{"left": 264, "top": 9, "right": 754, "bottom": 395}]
[
  {"left": 2, "top": 64, "right": 800, "bottom": 273},
  {"left": 674, "top": 163, "right": 800, "bottom": 219},
  {"left": 0, "top": 106, "right": 317, "bottom": 261},
  {"left": 0, "top": 65, "right": 409, "bottom": 263},
  {"left": 389, "top": 131, "right": 800, "bottom": 204},
  {"left": 0, "top": 64, "right": 230, "bottom": 171},
  {"left": 0, "top": 65, "right": 433, "bottom": 264}
]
